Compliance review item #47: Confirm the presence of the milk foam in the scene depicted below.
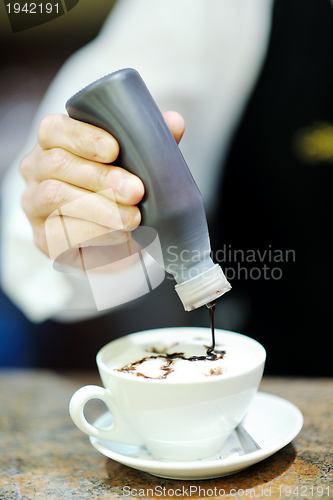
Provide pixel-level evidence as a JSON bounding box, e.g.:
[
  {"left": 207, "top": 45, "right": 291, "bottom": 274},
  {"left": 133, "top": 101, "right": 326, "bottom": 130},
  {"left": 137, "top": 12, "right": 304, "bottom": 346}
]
[{"left": 112, "top": 337, "right": 257, "bottom": 381}]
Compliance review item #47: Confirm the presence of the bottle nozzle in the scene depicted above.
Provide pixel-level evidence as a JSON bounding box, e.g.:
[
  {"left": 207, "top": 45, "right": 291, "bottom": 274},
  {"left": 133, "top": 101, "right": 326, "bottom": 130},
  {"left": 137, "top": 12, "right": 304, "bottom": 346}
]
[{"left": 174, "top": 264, "right": 231, "bottom": 311}]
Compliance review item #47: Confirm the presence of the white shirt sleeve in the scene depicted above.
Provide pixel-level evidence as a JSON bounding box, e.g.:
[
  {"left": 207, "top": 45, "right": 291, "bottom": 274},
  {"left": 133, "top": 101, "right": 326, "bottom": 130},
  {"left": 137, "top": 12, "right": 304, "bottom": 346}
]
[{"left": 0, "top": 0, "right": 274, "bottom": 323}]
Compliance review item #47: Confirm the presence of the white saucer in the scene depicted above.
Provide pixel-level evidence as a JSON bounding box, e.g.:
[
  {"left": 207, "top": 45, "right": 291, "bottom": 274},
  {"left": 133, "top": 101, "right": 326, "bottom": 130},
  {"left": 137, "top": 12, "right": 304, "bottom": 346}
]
[{"left": 89, "top": 392, "right": 303, "bottom": 480}]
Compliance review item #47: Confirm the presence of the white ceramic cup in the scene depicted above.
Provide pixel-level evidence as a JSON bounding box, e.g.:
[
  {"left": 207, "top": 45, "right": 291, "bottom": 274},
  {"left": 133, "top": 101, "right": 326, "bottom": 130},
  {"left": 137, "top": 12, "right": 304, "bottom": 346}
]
[{"left": 69, "top": 327, "right": 266, "bottom": 461}]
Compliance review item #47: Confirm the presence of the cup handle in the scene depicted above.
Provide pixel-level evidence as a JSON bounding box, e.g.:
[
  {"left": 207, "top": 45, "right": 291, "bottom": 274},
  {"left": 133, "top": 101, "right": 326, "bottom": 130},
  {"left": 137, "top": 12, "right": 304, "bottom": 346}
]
[{"left": 69, "top": 385, "right": 143, "bottom": 445}]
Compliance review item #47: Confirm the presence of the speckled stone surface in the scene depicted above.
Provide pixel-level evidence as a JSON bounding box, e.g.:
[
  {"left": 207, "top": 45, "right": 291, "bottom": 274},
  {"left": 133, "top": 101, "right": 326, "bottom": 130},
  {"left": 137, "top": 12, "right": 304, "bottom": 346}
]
[{"left": 0, "top": 371, "right": 332, "bottom": 499}]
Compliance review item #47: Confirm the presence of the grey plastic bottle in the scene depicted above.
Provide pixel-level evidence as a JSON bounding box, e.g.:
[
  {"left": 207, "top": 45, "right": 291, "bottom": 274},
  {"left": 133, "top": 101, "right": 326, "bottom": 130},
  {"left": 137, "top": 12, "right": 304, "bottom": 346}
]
[{"left": 66, "top": 68, "right": 230, "bottom": 310}]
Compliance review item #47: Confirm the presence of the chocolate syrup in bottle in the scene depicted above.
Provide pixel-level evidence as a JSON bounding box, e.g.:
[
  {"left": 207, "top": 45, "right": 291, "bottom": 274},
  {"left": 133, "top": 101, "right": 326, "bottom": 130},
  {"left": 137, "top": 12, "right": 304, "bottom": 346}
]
[{"left": 66, "top": 68, "right": 230, "bottom": 312}]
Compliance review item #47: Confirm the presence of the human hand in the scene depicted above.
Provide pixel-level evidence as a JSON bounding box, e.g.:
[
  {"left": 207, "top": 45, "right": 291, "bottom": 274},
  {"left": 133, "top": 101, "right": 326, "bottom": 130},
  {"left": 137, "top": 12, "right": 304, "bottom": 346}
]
[{"left": 20, "top": 111, "right": 185, "bottom": 269}]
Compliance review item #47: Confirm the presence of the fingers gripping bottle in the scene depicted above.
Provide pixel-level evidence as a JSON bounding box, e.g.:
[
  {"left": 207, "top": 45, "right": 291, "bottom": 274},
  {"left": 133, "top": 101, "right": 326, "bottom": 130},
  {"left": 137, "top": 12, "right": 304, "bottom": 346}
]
[{"left": 66, "top": 68, "right": 230, "bottom": 311}]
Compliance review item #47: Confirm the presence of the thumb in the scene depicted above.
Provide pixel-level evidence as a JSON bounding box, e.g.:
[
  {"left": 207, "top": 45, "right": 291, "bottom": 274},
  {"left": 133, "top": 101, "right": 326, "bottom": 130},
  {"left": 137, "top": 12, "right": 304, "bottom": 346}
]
[{"left": 162, "top": 111, "right": 185, "bottom": 144}]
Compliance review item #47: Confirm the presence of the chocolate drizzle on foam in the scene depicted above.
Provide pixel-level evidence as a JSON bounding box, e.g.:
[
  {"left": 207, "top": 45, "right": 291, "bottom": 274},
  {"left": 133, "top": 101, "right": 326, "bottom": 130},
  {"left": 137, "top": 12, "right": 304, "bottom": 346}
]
[
  {"left": 116, "top": 344, "right": 226, "bottom": 380},
  {"left": 116, "top": 302, "right": 227, "bottom": 379}
]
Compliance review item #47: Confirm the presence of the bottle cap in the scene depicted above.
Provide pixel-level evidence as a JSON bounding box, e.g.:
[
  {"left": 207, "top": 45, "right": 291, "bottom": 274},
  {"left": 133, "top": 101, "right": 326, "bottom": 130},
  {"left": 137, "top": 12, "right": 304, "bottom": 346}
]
[{"left": 174, "top": 264, "right": 231, "bottom": 311}]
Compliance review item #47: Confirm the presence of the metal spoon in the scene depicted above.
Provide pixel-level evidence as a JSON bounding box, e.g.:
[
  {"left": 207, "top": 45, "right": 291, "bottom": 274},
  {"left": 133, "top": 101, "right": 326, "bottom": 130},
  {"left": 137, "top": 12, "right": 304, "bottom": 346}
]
[{"left": 235, "top": 423, "right": 261, "bottom": 454}]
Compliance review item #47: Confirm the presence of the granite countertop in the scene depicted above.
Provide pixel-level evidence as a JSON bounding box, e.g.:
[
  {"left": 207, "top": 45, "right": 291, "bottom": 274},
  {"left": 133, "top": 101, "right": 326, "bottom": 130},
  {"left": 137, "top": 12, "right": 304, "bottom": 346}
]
[{"left": 0, "top": 370, "right": 332, "bottom": 499}]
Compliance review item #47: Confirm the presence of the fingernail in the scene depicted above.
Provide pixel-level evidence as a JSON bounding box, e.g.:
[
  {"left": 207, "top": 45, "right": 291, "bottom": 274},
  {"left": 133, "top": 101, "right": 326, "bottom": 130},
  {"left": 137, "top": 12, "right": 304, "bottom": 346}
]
[
  {"left": 95, "top": 138, "right": 109, "bottom": 159},
  {"left": 118, "top": 207, "right": 141, "bottom": 227},
  {"left": 110, "top": 230, "right": 127, "bottom": 241},
  {"left": 118, "top": 178, "right": 138, "bottom": 199},
  {"left": 118, "top": 207, "right": 132, "bottom": 225}
]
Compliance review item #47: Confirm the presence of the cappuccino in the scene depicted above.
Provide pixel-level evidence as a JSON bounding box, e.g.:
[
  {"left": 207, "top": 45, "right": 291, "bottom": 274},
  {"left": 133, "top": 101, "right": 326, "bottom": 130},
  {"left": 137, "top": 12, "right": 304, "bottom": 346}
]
[
  {"left": 70, "top": 327, "right": 266, "bottom": 461},
  {"left": 111, "top": 335, "right": 258, "bottom": 382}
]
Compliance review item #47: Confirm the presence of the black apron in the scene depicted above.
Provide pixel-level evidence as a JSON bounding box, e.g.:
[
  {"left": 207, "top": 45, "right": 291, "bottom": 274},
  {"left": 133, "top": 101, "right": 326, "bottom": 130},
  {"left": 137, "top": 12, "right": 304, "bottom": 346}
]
[{"left": 217, "top": 0, "right": 333, "bottom": 375}]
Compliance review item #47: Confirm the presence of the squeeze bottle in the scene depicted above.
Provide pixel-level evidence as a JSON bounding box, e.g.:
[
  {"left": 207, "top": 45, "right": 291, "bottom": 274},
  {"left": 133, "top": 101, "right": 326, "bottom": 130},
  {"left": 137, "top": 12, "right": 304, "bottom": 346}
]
[{"left": 66, "top": 68, "right": 230, "bottom": 311}]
